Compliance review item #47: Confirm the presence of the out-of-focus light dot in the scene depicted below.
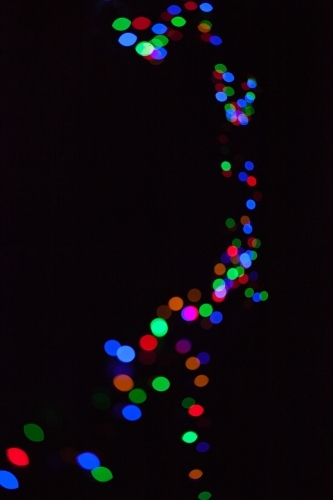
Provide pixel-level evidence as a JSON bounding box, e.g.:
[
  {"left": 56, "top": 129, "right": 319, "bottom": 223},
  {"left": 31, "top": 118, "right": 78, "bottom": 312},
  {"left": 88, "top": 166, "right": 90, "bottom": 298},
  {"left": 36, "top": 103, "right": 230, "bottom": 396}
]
[
  {"left": 253, "top": 292, "right": 261, "bottom": 302},
  {"left": 210, "top": 311, "right": 223, "bottom": 324},
  {"left": 156, "top": 304, "right": 172, "bottom": 319},
  {"left": 246, "top": 199, "right": 256, "bottom": 210},
  {"left": 104, "top": 339, "right": 121, "bottom": 356},
  {"left": 91, "top": 466, "right": 113, "bottom": 482},
  {"left": 185, "top": 356, "right": 200, "bottom": 370},
  {"left": 224, "top": 86, "right": 234, "bottom": 96},
  {"left": 113, "top": 374, "right": 134, "bottom": 392},
  {"left": 132, "top": 17, "right": 151, "bottom": 30},
  {"left": 194, "top": 374, "right": 209, "bottom": 387},
  {"left": 210, "top": 35, "right": 222, "bottom": 45},
  {"left": 187, "top": 288, "right": 201, "bottom": 302},
  {"left": 182, "top": 397, "right": 196, "bottom": 409},
  {"left": 168, "top": 296, "right": 183, "bottom": 311},
  {"left": 245, "top": 91, "right": 256, "bottom": 102},
  {"left": 0, "top": 471, "right": 19, "bottom": 490},
  {"left": 171, "top": 16, "right": 186, "bottom": 27},
  {"left": 215, "top": 63, "right": 227, "bottom": 73},
  {"left": 261, "top": 291, "right": 269, "bottom": 301},
  {"left": 215, "top": 92, "right": 227, "bottom": 102},
  {"left": 247, "top": 78, "right": 257, "bottom": 88},
  {"left": 214, "top": 263, "right": 226, "bottom": 275},
  {"left": 150, "top": 47, "right": 168, "bottom": 60},
  {"left": 118, "top": 33, "right": 137, "bottom": 47},
  {"left": 225, "top": 217, "right": 235, "bottom": 228},
  {"left": 136, "top": 41, "right": 155, "bottom": 56},
  {"left": 112, "top": 17, "right": 131, "bottom": 31},
  {"left": 76, "top": 452, "right": 100, "bottom": 471},
  {"left": 249, "top": 270, "right": 259, "bottom": 280},
  {"left": 227, "top": 268, "right": 238, "bottom": 280},
  {"left": 152, "top": 376, "right": 170, "bottom": 392},
  {"left": 181, "top": 431, "right": 198, "bottom": 443},
  {"left": 239, "top": 114, "right": 249, "bottom": 125},
  {"left": 244, "top": 160, "right": 254, "bottom": 171},
  {"left": 232, "top": 238, "right": 242, "bottom": 247},
  {"left": 245, "top": 287, "right": 254, "bottom": 298},
  {"left": 175, "top": 339, "right": 192, "bottom": 354},
  {"left": 197, "top": 352, "right": 210, "bottom": 364},
  {"left": 199, "top": 2, "right": 213, "bottom": 12},
  {"left": 238, "top": 172, "right": 248, "bottom": 182},
  {"left": 243, "top": 224, "right": 252, "bottom": 234},
  {"left": 212, "top": 278, "right": 224, "bottom": 290},
  {"left": 168, "top": 29, "right": 183, "bottom": 40},
  {"left": 189, "top": 468, "right": 203, "bottom": 479},
  {"left": 222, "top": 72, "right": 234, "bottom": 82},
  {"left": 128, "top": 388, "right": 147, "bottom": 404},
  {"left": 196, "top": 442, "right": 210, "bottom": 452},
  {"left": 6, "top": 448, "right": 29, "bottom": 467},
  {"left": 181, "top": 305, "right": 199, "bottom": 321},
  {"left": 23, "top": 423, "right": 44, "bottom": 442},
  {"left": 151, "top": 23, "right": 168, "bottom": 34},
  {"left": 198, "top": 492, "right": 212, "bottom": 500},
  {"left": 150, "top": 317, "right": 168, "bottom": 337},
  {"left": 198, "top": 21, "right": 211, "bottom": 33},
  {"left": 188, "top": 404, "right": 204, "bottom": 417},
  {"left": 151, "top": 35, "right": 169, "bottom": 47},
  {"left": 247, "top": 175, "right": 257, "bottom": 186},
  {"left": 139, "top": 334, "right": 158, "bottom": 351},
  {"left": 116, "top": 345, "right": 135, "bottom": 363},
  {"left": 199, "top": 303, "right": 213, "bottom": 317},
  {"left": 167, "top": 5, "right": 182, "bottom": 14},
  {"left": 184, "top": 1, "right": 198, "bottom": 10},
  {"left": 240, "top": 253, "right": 252, "bottom": 268},
  {"left": 241, "top": 217, "right": 250, "bottom": 227},
  {"left": 227, "top": 245, "right": 238, "bottom": 257},
  {"left": 221, "top": 161, "right": 231, "bottom": 171},
  {"left": 237, "top": 98, "right": 247, "bottom": 108},
  {"left": 122, "top": 404, "right": 142, "bottom": 421}
]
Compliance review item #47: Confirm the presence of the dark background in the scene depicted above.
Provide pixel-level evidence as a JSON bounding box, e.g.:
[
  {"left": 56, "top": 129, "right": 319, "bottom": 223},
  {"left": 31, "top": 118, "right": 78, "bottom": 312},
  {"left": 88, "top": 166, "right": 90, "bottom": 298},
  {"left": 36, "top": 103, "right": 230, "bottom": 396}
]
[{"left": 1, "top": 0, "right": 332, "bottom": 498}]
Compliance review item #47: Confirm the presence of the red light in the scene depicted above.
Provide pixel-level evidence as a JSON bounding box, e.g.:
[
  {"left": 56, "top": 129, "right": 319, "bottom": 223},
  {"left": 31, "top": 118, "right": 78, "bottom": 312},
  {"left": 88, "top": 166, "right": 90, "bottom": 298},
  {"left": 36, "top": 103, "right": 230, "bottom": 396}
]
[
  {"left": 247, "top": 176, "right": 257, "bottom": 187},
  {"left": 160, "top": 11, "right": 174, "bottom": 21},
  {"left": 212, "top": 291, "right": 225, "bottom": 302},
  {"left": 139, "top": 334, "right": 158, "bottom": 351},
  {"left": 167, "top": 29, "right": 183, "bottom": 41},
  {"left": 132, "top": 17, "right": 151, "bottom": 30},
  {"left": 215, "top": 83, "right": 225, "bottom": 92},
  {"left": 247, "top": 237, "right": 255, "bottom": 247},
  {"left": 222, "top": 170, "right": 232, "bottom": 178},
  {"left": 6, "top": 448, "right": 29, "bottom": 466},
  {"left": 238, "top": 274, "right": 249, "bottom": 284},
  {"left": 184, "top": 1, "right": 198, "bottom": 10},
  {"left": 212, "top": 70, "right": 223, "bottom": 79},
  {"left": 241, "top": 82, "right": 249, "bottom": 90},
  {"left": 227, "top": 245, "right": 238, "bottom": 257},
  {"left": 200, "top": 33, "right": 211, "bottom": 42},
  {"left": 188, "top": 404, "right": 204, "bottom": 417},
  {"left": 232, "top": 280, "right": 241, "bottom": 288}
]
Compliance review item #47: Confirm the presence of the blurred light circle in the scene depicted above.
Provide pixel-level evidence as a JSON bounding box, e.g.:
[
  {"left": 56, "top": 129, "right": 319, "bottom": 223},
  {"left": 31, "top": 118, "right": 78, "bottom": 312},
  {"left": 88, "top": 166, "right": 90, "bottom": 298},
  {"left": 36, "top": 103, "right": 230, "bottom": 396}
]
[
  {"left": 210, "top": 35, "right": 222, "bottom": 45},
  {"left": 167, "top": 5, "right": 182, "bottom": 14},
  {"left": 116, "top": 345, "right": 135, "bottom": 363},
  {"left": 118, "top": 33, "right": 137, "bottom": 47},
  {"left": 0, "top": 471, "right": 19, "bottom": 490},
  {"left": 104, "top": 339, "right": 121, "bottom": 356},
  {"left": 139, "top": 334, "right": 158, "bottom": 351},
  {"left": 151, "top": 23, "right": 168, "bottom": 34},
  {"left": 181, "top": 306, "right": 199, "bottom": 321},
  {"left": 150, "top": 318, "right": 168, "bottom": 337},
  {"left": 199, "top": 2, "right": 213, "bottom": 12},
  {"left": 197, "top": 352, "right": 210, "bottom": 364},
  {"left": 196, "top": 442, "right": 210, "bottom": 452},
  {"left": 175, "top": 339, "right": 192, "bottom": 354},
  {"left": 76, "top": 452, "right": 100, "bottom": 471},
  {"left": 210, "top": 311, "right": 223, "bottom": 324},
  {"left": 122, "top": 405, "right": 142, "bottom": 421},
  {"left": 6, "top": 448, "right": 29, "bottom": 467},
  {"left": 222, "top": 72, "right": 234, "bottom": 82}
]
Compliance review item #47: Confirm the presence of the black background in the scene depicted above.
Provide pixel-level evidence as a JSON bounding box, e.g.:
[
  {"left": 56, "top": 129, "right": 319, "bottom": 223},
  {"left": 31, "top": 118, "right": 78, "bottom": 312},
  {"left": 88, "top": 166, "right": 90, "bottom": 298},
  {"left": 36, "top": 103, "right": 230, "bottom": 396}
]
[{"left": 1, "top": 0, "right": 332, "bottom": 498}]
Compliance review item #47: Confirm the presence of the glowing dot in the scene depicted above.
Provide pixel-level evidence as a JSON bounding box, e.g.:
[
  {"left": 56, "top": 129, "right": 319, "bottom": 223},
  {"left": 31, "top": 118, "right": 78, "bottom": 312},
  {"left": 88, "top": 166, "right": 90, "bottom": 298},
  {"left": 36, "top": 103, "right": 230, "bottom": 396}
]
[
  {"left": 194, "top": 375, "right": 209, "bottom": 388},
  {"left": 182, "top": 431, "right": 198, "bottom": 443},
  {"left": 104, "top": 339, "right": 121, "bottom": 356},
  {"left": 198, "top": 492, "right": 212, "bottom": 500},
  {"left": 241, "top": 216, "right": 250, "bottom": 225},
  {"left": 237, "top": 98, "right": 247, "bottom": 108},
  {"left": 122, "top": 405, "right": 142, "bottom": 421},
  {"left": 128, "top": 388, "right": 147, "bottom": 404},
  {"left": 246, "top": 199, "right": 256, "bottom": 212},
  {"left": 187, "top": 288, "right": 201, "bottom": 302},
  {"left": 168, "top": 296, "right": 184, "bottom": 311},
  {"left": 197, "top": 352, "right": 210, "bottom": 364},
  {"left": 118, "top": 33, "right": 138, "bottom": 47},
  {"left": 112, "top": 17, "right": 131, "bottom": 31},
  {"left": 244, "top": 160, "right": 254, "bottom": 171},
  {"left": 227, "top": 268, "right": 238, "bottom": 280},
  {"left": 0, "top": 471, "right": 19, "bottom": 490},
  {"left": 184, "top": 1, "right": 198, "bottom": 9},
  {"left": 245, "top": 287, "right": 254, "bottom": 298},
  {"left": 215, "top": 92, "right": 227, "bottom": 102},
  {"left": 188, "top": 404, "right": 204, "bottom": 417},
  {"left": 189, "top": 468, "right": 203, "bottom": 479},
  {"left": 182, "top": 397, "right": 196, "bottom": 408},
  {"left": 76, "top": 452, "right": 100, "bottom": 471},
  {"left": 171, "top": 16, "right": 186, "bottom": 27},
  {"left": 210, "top": 311, "right": 223, "bottom": 324},
  {"left": 168, "top": 29, "right": 183, "bottom": 41},
  {"left": 227, "top": 245, "right": 238, "bottom": 257},
  {"left": 210, "top": 35, "right": 222, "bottom": 45},
  {"left": 135, "top": 41, "right": 154, "bottom": 56},
  {"left": 199, "top": 303, "right": 213, "bottom": 317},
  {"left": 151, "top": 35, "right": 169, "bottom": 47},
  {"left": 223, "top": 72, "right": 234, "bottom": 82},
  {"left": 185, "top": 356, "right": 200, "bottom": 370},
  {"left": 198, "top": 21, "right": 212, "bottom": 33},
  {"left": 113, "top": 374, "right": 134, "bottom": 392},
  {"left": 6, "top": 448, "right": 29, "bottom": 467},
  {"left": 199, "top": 2, "right": 213, "bottom": 12},
  {"left": 239, "top": 114, "right": 249, "bottom": 125},
  {"left": 215, "top": 63, "right": 227, "bottom": 72},
  {"left": 196, "top": 442, "right": 210, "bottom": 452},
  {"left": 245, "top": 91, "right": 256, "bottom": 102},
  {"left": 213, "top": 278, "right": 224, "bottom": 290},
  {"left": 250, "top": 270, "right": 259, "bottom": 280},
  {"left": 167, "top": 5, "right": 182, "bottom": 14},
  {"left": 225, "top": 218, "right": 235, "bottom": 229},
  {"left": 116, "top": 345, "right": 135, "bottom": 363},
  {"left": 243, "top": 224, "right": 253, "bottom": 234},
  {"left": 23, "top": 423, "right": 44, "bottom": 442},
  {"left": 238, "top": 172, "right": 248, "bottom": 182},
  {"left": 150, "top": 318, "right": 168, "bottom": 337},
  {"left": 214, "top": 263, "right": 226, "bottom": 275},
  {"left": 156, "top": 304, "right": 172, "bottom": 319},
  {"left": 152, "top": 376, "right": 170, "bottom": 392},
  {"left": 175, "top": 339, "right": 192, "bottom": 354},
  {"left": 139, "top": 334, "right": 158, "bottom": 351},
  {"left": 151, "top": 23, "right": 168, "bottom": 34},
  {"left": 181, "top": 306, "right": 199, "bottom": 321},
  {"left": 221, "top": 161, "right": 231, "bottom": 171},
  {"left": 260, "top": 291, "right": 269, "bottom": 301},
  {"left": 247, "top": 78, "right": 257, "bottom": 88},
  {"left": 240, "top": 253, "right": 252, "bottom": 268},
  {"left": 132, "top": 17, "right": 151, "bottom": 30},
  {"left": 253, "top": 292, "right": 261, "bottom": 303},
  {"left": 91, "top": 466, "right": 113, "bottom": 482}
]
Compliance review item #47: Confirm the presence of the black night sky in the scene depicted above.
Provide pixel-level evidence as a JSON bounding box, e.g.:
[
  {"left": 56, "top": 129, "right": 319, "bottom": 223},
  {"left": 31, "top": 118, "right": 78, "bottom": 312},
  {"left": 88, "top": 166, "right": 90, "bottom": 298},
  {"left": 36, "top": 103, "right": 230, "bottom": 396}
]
[{"left": 1, "top": 1, "right": 332, "bottom": 498}]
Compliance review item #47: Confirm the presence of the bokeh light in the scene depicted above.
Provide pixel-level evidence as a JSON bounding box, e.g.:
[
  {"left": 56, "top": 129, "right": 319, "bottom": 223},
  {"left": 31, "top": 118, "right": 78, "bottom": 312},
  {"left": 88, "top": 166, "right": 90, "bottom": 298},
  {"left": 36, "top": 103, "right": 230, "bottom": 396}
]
[
  {"left": 245, "top": 160, "right": 254, "bottom": 170},
  {"left": 129, "top": 388, "right": 147, "bottom": 404},
  {"left": 175, "top": 339, "right": 192, "bottom": 354},
  {"left": 199, "top": 2, "right": 213, "bottom": 12},
  {"left": 150, "top": 318, "right": 168, "bottom": 337},
  {"left": 116, "top": 345, "right": 135, "bottom": 363},
  {"left": 198, "top": 492, "right": 212, "bottom": 500},
  {"left": 210, "top": 311, "right": 223, "bottom": 324},
  {"left": 135, "top": 41, "right": 154, "bottom": 56},
  {"left": 6, "top": 448, "right": 29, "bottom": 467},
  {"left": 91, "top": 466, "right": 113, "bottom": 482},
  {"left": 139, "top": 334, "right": 158, "bottom": 351},
  {"left": 167, "top": 5, "right": 182, "bottom": 15},
  {"left": 187, "top": 288, "right": 201, "bottom": 302},
  {"left": 197, "top": 352, "right": 210, "bottom": 364},
  {"left": 182, "top": 397, "right": 196, "bottom": 409},
  {"left": 182, "top": 431, "right": 198, "bottom": 443},
  {"left": 104, "top": 339, "right": 121, "bottom": 356},
  {"left": 210, "top": 35, "right": 222, "bottom": 45},
  {"left": 76, "top": 452, "right": 100, "bottom": 471},
  {"left": 118, "top": 33, "right": 138, "bottom": 47},
  {"left": 122, "top": 405, "right": 142, "bottom": 421},
  {"left": 188, "top": 404, "right": 204, "bottom": 417},
  {"left": 23, "top": 423, "right": 44, "bottom": 442},
  {"left": 113, "top": 374, "right": 134, "bottom": 392},
  {"left": 185, "top": 357, "right": 200, "bottom": 370},
  {"left": 132, "top": 17, "right": 151, "bottom": 30},
  {"left": 199, "top": 303, "right": 213, "bottom": 317},
  {"left": 189, "top": 468, "right": 203, "bottom": 479},
  {"left": 196, "top": 442, "right": 210, "bottom": 452},
  {"left": 0, "top": 471, "right": 19, "bottom": 490},
  {"left": 156, "top": 304, "right": 172, "bottom": 318},
  {"left": 214, "top": 263, "right": 226, "bottom": 275},
  {"left": 171, "top": 16, "right": 186, "bottom": 27},
  {"left": 151, "top": 23, "right": 168, "bottom": 34},
  {"left": 194, "top": 375, "right": 209, "bottom": 387},
  {"left": 184, "top": 1, "right": 198, "bottom": 9},
  {"left": 112, "top": 18, "right": 131, "bottom": 31},
  {"left": 152, "top": 376, "right": 170, "bottom": 392},
  {"left": 181, "top": 306, "right": 199, "bottom": 321}
]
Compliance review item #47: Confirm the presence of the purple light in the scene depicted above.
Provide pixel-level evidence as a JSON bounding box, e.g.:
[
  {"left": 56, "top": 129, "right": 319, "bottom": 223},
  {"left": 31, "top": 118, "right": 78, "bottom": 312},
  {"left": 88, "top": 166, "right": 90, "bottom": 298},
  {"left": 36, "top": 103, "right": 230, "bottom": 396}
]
[
  {"left": 181, "top": 306, "right": 199, "bottom": 322},
  {"left": 175, "top": 339, "right": 192, "bottom": 354}
]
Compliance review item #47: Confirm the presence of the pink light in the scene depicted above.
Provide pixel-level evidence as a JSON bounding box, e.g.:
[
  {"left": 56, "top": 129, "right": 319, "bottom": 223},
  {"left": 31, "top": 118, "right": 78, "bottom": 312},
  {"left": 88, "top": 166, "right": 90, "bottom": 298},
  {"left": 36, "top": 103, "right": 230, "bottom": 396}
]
[{"left": 181, "top": 306, "right": 199, "bottom": 321}]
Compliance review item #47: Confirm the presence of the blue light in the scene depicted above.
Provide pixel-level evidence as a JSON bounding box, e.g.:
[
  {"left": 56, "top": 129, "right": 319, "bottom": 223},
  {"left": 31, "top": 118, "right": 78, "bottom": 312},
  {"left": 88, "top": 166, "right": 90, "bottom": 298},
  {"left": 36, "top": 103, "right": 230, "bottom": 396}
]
[
  {"left": 76, "top": 452, "right": 100, "bottom": 471},
  {"left": 210, "top": 311, "right": 223, "bottom": 324},
  {"left": 247, "top": 79, "right": 257, "bottom": 88},
  {"left": 246, "top": 199, "right": 256, "bottom": 210},
  {"left": 245, "top": 92, "right": 255, "bottom": 103},
  {"left": 244, "top": 160, "right": 254, "bottom": 171},
  {"left": 153, "top": 47, "right": 167, "bottom": 60},
  {"left": 118, "top": 33, "right": 138, "bottom": 47},
  {"left": 239, "top": 114, "right": 249, "bottom": 125},
  {"left": 167, "top": 4, "right": 182, "bottom": 14},
  {"left": 0, "top": 471, "right": 19, "bottom": 490},
  {"left": 252, "top": 292, "right": 261, "bottom": 303},
  {"left": 226, "top": 109, "right": 236, "bottom": 120},
  {"left": 151, "top": 23, "right": 168, "bottom": 34},
  {"left": 245, "top": 250, "right": 253, "bottom": 259},
  {"left": 199, "top": 2, "right": 213, "bottom": 12},
  {"left": 122, "top": 404, "right": 142, "bottom": 421},
  {"left": 238, "top": 172, "right": 248, "bottom": 182},
  {"left": 116, "top": 345, "right": 135, "bottom": 363},
  {"left": 104, "top": 339, "right": 121, "bottom": 356},
  {"left": 220, "top": 252, "right": 230, "bottom": 263},
  {"left": 196, "top": 442, "right": 210, "bottom": 453},
  {"left": 197, "top": 352, "right": 210, "bottom": 364},
  {"left": 222, "top": 72, "right": 234, "bottom": 82},
  {"left": 239, "top": 253, "right": 252, "bottom": 268},
  {"left": 237, "top": 99, "right": 247, "bottom": 108},
  {"left": 243, "top": 224, "right": 253, "bottom": 234},
  {"left": 215, "top": 92, "right": 227, "bottom": 102},
  {"left": 249, "top": 271, "right": 258, "bottom": 280},
  {"left": 210, "top": 35, "right": 222, "bottom": 46}
]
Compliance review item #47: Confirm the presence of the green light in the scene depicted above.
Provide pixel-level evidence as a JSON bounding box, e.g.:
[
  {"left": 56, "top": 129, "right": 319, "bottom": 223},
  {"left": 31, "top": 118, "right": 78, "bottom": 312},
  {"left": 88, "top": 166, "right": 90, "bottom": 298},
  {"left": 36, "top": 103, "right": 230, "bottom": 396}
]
[
  {"left": 225, "top": 218, "right": 235, "bottom": 229},
  {"left": 91, "top": 466, "right": 113, "bottom": 482},
  {"left": 221, "top": 161, "right": 231, "bottom": 171},
  {"left": 150, "top": 318, "right": 168, "bottom": 337},
  {"left": 91, "top": 392, "right": 110, "bottom": 410},
  {"left": 152, "top": 376, "right": 170, "bottom": 392},
  {"left": 224, "top": 86, "right": 235, "bottom": 96},
  {"left": 246, "top": 91, "right": 256, "bottom": 100},
  {"left": 198, "top": 492, "right": 212, "bottom": 500},
  {"left": 151, "top": 35, "right": 169, "bottom": 47},
  {"left": 171, "top": 16, "right": 186, "bottom": 27},
  {"left": 135, "top": 41, "right": 154, "bottom": 56},
  {"left": 226, "top": 268, "right": 238, "bottom": 280},
  {"left": 260, "top": 291, "right": 269, "bottom": 301},
  {"left": 245, "top": 287, "right": 254, "bottom": 298},
  {"left": 245, "top": 105, "right": 255, "bottom": 115},
  {"left": 215, "top": 63, "right": 227, "bottom": 73},
  {"left": 236, "top": 266, "right": 244, "bottom": 277},
  {"left": 251, "top": 250, "right": 258, "bottom": 260},
  {"left": 212, "top": 278, "right": 224, "bottom": 290},
  {"left": 232, "top": 238, "right": 241, "bottom": 247},
  {"left": 181, "top": 431, "right": 198, "bottom": 444},
  {"left": 112, "top": 17, "right": 131, "bottom": 31},
  {"left": 23, "top": 423, "right": 44, "bottom": 442},
  {"left": 199, "top": 304, "right": 213, "bottom": 317},
  {"left": 182, "top": 397, "right": 195, "bottom": 409},
  {"left": 254, "top": 238, "right": 261, "bottom": 248},
  {"left": 129, "top": 388, "right": 147, "bottom": 404}
]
